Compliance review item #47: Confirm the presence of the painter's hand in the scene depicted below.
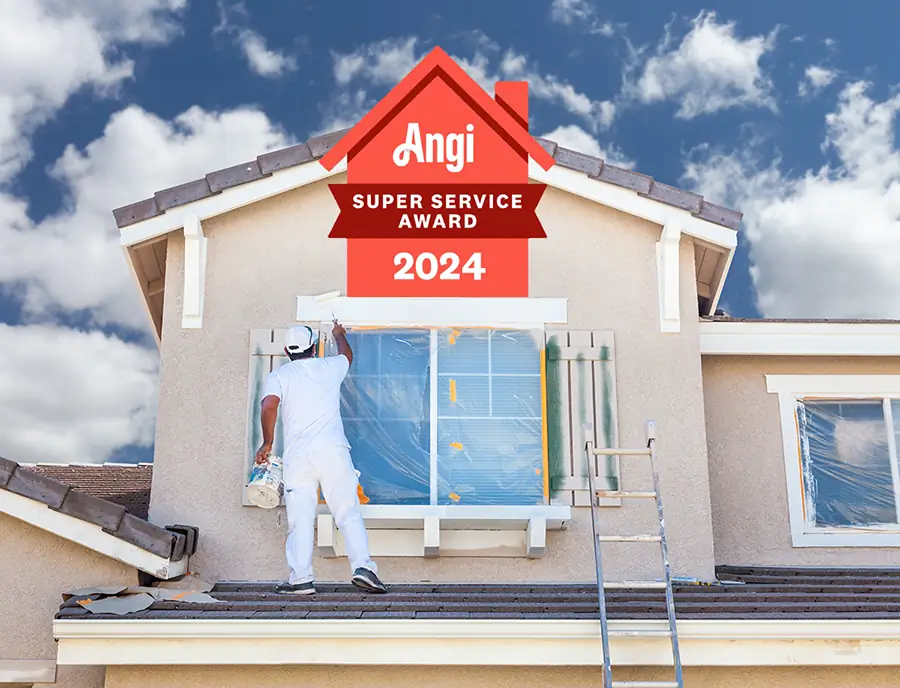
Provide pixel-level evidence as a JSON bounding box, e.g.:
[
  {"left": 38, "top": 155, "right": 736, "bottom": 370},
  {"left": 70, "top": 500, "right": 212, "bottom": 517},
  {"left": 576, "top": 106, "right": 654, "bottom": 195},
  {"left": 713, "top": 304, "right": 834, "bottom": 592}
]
[
  {"left": 255, "top": 443, "right": 272, "bottom": 465},
  {"left": 332, "top": 320, "right": 346, "bottom": 337}
]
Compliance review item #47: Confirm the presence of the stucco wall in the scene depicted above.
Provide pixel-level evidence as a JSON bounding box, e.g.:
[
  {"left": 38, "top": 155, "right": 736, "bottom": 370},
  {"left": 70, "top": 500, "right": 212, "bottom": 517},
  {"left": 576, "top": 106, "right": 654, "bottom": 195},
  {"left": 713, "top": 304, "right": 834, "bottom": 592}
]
[
  {"left": 104, "top": 665, "right": 899, "bottom": 688},
  {"left": 0, "top": 514, "right": 135, "bottom": 688},
  {"left": 148, "top": 176, "right": 717, "bottom": 583},
  {"left": 703, "top": 355, "right": 900, "bottom": 566}
]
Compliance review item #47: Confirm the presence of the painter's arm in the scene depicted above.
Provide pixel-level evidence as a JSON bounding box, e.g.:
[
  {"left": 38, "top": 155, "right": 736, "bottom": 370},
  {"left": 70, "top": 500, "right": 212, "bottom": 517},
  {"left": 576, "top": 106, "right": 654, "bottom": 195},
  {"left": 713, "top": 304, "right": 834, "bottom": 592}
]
[
  {"left": 255, "top": 396, "right": 279, "bottom": 464},
  {"left": 332, "top": 320, "right": 353, "bottom": 367}
]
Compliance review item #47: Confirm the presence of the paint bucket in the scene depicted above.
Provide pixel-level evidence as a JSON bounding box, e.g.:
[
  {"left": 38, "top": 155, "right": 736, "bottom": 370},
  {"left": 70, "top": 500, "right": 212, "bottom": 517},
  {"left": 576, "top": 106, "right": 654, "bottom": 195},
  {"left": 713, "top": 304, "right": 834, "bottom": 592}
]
[{"left": 247, "top": 455, "right": 284, "bottom": 509}]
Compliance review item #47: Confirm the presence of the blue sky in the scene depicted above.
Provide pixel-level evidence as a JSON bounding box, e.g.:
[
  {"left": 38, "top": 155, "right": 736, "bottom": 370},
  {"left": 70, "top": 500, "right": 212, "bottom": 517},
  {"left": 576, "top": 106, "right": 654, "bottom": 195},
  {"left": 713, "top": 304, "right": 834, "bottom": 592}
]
[{"left": 1, "top": 0, "right": 899, "bottom": 465}]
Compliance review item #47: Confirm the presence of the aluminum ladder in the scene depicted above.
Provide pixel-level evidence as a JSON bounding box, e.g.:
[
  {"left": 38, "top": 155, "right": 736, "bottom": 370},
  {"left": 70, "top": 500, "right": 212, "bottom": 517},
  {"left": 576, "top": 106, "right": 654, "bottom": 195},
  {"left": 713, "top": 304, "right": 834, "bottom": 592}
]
[{"left": 584, "top": 420, "right": 684, "bottom": 688}]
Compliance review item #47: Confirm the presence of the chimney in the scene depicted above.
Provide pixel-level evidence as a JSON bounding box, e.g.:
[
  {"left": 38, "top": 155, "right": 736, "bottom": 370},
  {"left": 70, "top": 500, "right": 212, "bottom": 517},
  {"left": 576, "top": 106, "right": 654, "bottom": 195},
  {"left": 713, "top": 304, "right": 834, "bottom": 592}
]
[{"left": 495, "top": 82, "right": 529, "bottom": 131}]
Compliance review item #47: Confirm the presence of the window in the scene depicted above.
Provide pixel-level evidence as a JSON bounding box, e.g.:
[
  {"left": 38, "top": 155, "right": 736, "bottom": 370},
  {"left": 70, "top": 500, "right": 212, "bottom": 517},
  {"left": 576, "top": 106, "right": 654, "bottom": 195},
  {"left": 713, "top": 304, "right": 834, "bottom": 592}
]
[
  {"left": 324, "top": 327, "right": 547, "bottom": 506},
  {"left": 767, "top": 375, "right": 900, "bottom": 546}
]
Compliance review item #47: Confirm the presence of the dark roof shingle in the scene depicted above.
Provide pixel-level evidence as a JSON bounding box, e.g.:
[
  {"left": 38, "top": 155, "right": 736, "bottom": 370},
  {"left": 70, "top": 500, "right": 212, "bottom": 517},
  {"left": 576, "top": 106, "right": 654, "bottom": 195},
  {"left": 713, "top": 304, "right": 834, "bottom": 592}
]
[
  {"left": 56, "top": 566, "right": 900, "bottom": 621},
  {"left": 27, "top": 463, "right": 152, "bottom": 519},
  {"left": 112, "top": 129, "right": 743, "bottom": 232}
]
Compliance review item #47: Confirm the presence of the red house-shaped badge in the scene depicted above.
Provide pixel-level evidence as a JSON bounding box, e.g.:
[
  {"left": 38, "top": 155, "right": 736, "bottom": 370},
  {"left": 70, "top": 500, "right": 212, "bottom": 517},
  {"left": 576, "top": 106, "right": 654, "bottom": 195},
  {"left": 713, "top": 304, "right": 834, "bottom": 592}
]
[{"left": 320, "top": 46, "right": 556, "bottom": 298}]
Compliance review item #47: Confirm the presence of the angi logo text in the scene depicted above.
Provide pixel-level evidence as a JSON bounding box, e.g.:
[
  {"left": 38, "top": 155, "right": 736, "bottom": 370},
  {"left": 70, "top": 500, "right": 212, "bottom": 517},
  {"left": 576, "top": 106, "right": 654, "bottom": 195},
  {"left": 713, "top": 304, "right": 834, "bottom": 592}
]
[{"left": 392, "top": 122, "right": 474, "bottom": 173}]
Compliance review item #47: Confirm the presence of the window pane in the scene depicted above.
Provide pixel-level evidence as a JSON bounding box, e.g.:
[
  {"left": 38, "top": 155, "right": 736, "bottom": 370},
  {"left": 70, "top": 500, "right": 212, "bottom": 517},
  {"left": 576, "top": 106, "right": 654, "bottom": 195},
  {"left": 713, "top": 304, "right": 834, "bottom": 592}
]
[
  {"left": 436, "top": 329, "right": 545, "bottom": 505},
  {"left": 798, "top": 400, "right": 897, "bottom": 527},
  {"left": 330, "top": 329, "right": 431, "bottom": 505}
]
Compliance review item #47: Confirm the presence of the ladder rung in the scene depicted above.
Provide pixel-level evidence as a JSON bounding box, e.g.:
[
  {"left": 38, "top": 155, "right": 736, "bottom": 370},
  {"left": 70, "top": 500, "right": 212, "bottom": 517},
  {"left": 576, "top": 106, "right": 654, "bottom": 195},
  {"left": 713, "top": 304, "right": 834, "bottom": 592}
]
[
  {"left": 608, "top": 629, "right": 672, "bottom": 637},
  {"left": 596, "top": 490, "right": 656, "bottom": 498},
  {"left": 612, "top": 682, "right": 679, "bottom": 687},
  {"left": 598, "top": 535, "right": 662, "bottom": 543},
  {"left": 592, "top": 448, "right": 651, "bottom": 456},
  {"left": 603, "top": 581, "right": 667, "bottom": 589}
]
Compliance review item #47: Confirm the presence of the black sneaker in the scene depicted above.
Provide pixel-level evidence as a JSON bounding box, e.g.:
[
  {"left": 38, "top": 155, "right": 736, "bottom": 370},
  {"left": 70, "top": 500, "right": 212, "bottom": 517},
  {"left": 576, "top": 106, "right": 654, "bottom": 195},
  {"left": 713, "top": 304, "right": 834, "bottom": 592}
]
[
  {"left": 351, "top": 567, "right": 388, "bottom": 594},
  {"left": 274, "top": 581, "right": 316, "bottom": 595}
]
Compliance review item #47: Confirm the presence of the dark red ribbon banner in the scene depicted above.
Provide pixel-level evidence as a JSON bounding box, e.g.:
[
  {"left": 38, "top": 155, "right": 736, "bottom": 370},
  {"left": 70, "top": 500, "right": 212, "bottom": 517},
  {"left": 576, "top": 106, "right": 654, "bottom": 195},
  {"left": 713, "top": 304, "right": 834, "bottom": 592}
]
[{"left": 328, "top": 184, "right": 547, "bottom": 239}]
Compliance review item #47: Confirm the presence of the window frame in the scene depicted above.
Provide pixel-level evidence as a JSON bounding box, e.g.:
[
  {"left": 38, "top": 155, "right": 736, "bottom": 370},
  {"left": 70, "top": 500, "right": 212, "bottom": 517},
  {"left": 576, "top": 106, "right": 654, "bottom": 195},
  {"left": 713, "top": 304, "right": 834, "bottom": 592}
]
[
  {"left": 766, "top": 374, "right": 900, "bottom": 547},
  {"left": 320, "top": 325, "right": 551, "bottom": 507}
]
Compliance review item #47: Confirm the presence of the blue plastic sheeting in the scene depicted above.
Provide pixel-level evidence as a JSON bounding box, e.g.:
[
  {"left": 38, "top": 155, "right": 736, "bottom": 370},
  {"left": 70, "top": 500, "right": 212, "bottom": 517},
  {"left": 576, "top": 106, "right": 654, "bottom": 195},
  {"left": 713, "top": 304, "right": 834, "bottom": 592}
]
[
  {"left": 324, "top": 328, "right": 545, "bottom": 506},
  {"left": 796, "top": 399, "right": 898, "bottom": 528}
]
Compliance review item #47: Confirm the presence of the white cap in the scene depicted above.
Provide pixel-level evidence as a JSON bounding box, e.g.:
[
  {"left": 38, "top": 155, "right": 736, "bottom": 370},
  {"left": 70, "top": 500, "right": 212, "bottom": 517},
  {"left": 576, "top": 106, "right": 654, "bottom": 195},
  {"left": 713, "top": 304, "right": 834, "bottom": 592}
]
[{"left": 284, "top": 325, "right": 317, "bottom": 354}]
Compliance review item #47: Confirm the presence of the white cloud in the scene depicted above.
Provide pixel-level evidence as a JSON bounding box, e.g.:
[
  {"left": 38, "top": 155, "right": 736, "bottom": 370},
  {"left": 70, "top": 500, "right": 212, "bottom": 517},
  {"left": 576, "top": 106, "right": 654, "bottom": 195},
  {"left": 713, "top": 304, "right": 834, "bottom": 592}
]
[
  {"left": 549, "top": 0, "right": 614, "bottom": 36},
  {"left": 623, "top": 11, "right": 779, "bottom": 119},
  {"left": 236, "top": 29, "right": 297, "bottom": 78},
  {"left": 0, "top": 324, "right": 159, "bottom": 464},
  {"left": 215, "top": 2, "right": 297, "bottom": 78},
  {"left": 681, "top": 81, "right": 900, "bottom": 319},
  {"left": 799, "top": 65, "right": 837, "bottom": 97},
  {"left": 0, "top": 0, "right": 186, "bottom": 181},
  {"left": 0, "top": 105, "right": 293, "bottom": 329},
  {"left": 540, "top": 124, "right": 634, "bottom": 169},
  {"left": 328, "top": 36, "right": 615, "bottom": 132}
]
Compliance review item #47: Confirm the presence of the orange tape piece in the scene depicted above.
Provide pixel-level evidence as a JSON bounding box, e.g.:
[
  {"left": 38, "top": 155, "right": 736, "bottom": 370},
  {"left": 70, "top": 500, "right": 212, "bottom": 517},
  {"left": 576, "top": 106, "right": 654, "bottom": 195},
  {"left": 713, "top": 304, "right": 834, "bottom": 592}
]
[
  {"left": 450, "top": 441, "right": 463, "bottom": 450},
  {"left": 449, "top": 379, "right": 457, "bottom": 403},
  {"left": 448, "top": 492, "right": 461, "bottom": 502},
  {"left": 357, "top": 483, "right": 370, "bottom": 504},
  {"left": 448, "top": 329, "right": 461, "bottom": 345}
]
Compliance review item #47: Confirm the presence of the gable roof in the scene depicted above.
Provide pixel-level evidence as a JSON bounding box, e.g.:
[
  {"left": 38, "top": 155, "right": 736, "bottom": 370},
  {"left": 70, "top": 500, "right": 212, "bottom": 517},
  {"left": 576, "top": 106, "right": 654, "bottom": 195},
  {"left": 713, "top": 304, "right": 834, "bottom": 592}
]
[
  {"left": 318, "top": 46, "right": 555, "bottom": 172},
  {"left": 112, "top": 129, "right": 741, "bottom": 232},
  {"left": 27, "top": 463, "right": 152, "bottom": 519},
  {"left": 0, "top": 457, "right": 192, "bottom": 578}
]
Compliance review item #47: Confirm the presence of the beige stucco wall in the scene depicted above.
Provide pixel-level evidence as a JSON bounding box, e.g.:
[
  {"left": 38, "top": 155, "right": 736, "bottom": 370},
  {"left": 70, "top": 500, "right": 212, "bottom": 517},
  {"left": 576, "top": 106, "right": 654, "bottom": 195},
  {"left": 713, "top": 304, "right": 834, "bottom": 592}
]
[
  {"left": 0, "top": 514, "right": 135, "bottom": 688},
  {"left": 105, "top": 665, "right": 899, "bottom": 688},
  {"left": 148, "top": 175, "right": 717, "bottom": 583},
  {"left": 703, "top": 355, "right": 900, "bottom": 566}
]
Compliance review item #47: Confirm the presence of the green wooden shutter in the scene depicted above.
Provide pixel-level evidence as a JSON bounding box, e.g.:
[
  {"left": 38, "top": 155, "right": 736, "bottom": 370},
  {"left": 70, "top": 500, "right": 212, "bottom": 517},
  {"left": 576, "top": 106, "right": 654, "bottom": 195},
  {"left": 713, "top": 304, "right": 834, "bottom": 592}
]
[{"left": 545, "top": 329, "right": 620, "bottom": 507}]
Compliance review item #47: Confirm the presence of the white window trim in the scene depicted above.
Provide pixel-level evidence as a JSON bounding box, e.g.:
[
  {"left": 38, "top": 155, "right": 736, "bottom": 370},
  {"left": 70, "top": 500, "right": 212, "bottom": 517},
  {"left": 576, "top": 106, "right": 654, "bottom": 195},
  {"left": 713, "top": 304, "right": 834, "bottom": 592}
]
[
  {"left": 290, "top": 299, "right": 574, "bottom": 555},
  {"left": 766, "top": 374, "right": 900, "bottom": 547}
]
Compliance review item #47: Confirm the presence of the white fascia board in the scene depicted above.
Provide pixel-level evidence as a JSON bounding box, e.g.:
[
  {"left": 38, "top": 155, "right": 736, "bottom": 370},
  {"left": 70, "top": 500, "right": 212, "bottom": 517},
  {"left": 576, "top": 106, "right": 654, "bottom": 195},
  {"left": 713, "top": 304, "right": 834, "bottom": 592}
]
[
  {"left": 54, "top": 618, "right": 900, "bottom": 667},
  {"left": 119, "top": 159, "right": 347, "bottom": 248},
  {"left": 765, "top": 374, "right": 900, "bottom": 396},
  {"left": 0, "top": 489, "right": 188, "bottom": 579},
  {"left": 700, "top": 321, "right": 900, "bottom": 357},
  {"left": 0, "top": 659, "right": 57, "bottom": 684},
  {"left": 528, "top": 160, "right": 738, "bottom": 251},
  {"left": 297, "top": 296, "right": 568, "bottom": 328}
]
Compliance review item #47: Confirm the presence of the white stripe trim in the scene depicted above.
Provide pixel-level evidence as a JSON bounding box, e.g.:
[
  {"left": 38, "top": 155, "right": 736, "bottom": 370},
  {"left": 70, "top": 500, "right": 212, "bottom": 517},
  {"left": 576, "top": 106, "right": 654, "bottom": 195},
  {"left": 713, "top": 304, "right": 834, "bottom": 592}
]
[
  {"left": 53, "top": 618, "right": 900, "bottom": 667},
  {"left": 0, "top": 660, "right": 57, "bottom": 684},
  {"left": 0, "top": 489, "right": 187, "bottom": 579},
  {"left": 296, "top": 296, "right": 568, "bottom": 327},
  {"left": 700, "top": 321, "right": 900, "bottom": 356}
]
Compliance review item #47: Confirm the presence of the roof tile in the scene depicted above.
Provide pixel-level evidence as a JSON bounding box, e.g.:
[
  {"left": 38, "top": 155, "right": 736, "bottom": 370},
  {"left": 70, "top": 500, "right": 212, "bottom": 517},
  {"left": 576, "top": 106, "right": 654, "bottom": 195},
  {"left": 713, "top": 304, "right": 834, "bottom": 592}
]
[
  {"left": 54, "top": 489, "right": 126, "bottom": 532},
  {"left": 534, "top": 137, "right": 558, "bottom": 157},
  {"left": 694, "top": 200, "right": 743, "bottom": 230},
  {"left": 595, "top": 164, "right": 653, "bottom": 194},
  {"left": 206, "top": 161, "right": 267, "bottom": 193},
  {"left": 641, "top": 181, "right": 703, "bottom": 213},
  {"left": 0, "top": 456, "right": 15, "bottom": 486},
  {"left": 110, "top": 512, "right": 175, "bottom": 559},
  {"left": 307, "top": 128, "right": 351, "bottom": 158},
  {"left": 113, "top": 198, "right": 161, "bottom": 228},
  {"left": 257, "top": 142, "right": 314, "bottom": 175},
  {"left": 553, "top": 147, "right": 603, "bottom": 177},
  {"left": 154, "top": 179, "right": 215, "bottom": 212},
  {"left": 6, "top": 468, "right": 69, "bottom": 508}
]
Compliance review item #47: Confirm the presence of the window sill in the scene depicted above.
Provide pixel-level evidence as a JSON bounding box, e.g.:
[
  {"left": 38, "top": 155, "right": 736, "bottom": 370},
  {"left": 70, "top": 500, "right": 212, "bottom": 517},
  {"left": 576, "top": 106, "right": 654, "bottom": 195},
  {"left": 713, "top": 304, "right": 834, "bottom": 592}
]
[
  {"left": 792, "top": 529, "right": 900, "bottom": 548},
  {"left": 315, "top": 504, "right": 571, "bottom": 559}
]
